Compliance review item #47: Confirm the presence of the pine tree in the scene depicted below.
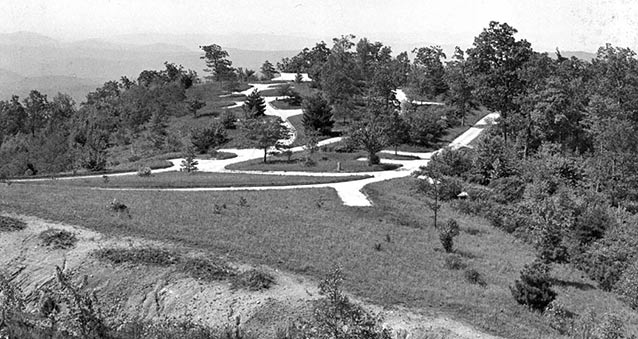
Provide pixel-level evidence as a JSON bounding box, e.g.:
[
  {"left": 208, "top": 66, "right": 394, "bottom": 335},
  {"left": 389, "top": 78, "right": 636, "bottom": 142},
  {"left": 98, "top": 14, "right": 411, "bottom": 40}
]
[
  {"left": 301, "top": 93, "right": 333, "bottom": 135},
  {"left": 510, "top": 260, "right": 556, "bottom": 312},
  {"left": 180, "top": 147, "right": 198, "bottom": 173},
  {"left": 243, "top": 89, "right": 266, "bottom": 118}
]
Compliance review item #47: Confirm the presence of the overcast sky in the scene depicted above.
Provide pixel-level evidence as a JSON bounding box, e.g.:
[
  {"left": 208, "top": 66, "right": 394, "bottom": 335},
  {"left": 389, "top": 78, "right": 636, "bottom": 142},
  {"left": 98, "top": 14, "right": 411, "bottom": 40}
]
[{"left": 3, "top": 0, "right": 638, "bottom": 52}]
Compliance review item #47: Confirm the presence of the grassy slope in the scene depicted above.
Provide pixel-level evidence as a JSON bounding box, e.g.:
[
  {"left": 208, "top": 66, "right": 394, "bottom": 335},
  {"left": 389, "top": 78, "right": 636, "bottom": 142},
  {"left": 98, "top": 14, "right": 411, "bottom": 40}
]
[
  {"left": 2, "top": 178, "right": 635, "bottom": 338},
  {"left": 226, "top": 149, "right": 401, "bottom": 173},
  {"left": 19, "top": 171, "right": 370, "bottom": 189}
]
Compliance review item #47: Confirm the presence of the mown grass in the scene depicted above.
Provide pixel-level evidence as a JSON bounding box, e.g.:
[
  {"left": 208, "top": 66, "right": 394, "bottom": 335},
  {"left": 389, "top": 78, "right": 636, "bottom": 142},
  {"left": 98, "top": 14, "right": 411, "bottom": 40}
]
[
  {"left": 227, "top": 149, "right": 402, "bottom": 173},
  {"left": 270, "top": 99, "right": 300, "bottom": 110},
  {"left": 17, "top": 171, "right": 371, "bottom": 189},
  {"left": 1, "top": 179, "right": 636, "bottom": 338}
]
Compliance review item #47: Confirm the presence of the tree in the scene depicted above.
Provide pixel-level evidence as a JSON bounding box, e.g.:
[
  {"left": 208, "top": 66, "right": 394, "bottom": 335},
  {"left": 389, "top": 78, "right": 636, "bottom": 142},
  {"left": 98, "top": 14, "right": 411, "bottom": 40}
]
[
  {"left": 384, "top": 111, "right": 410, "bottom": 154},
  {"left": 405, "top": 106, "right": 448, "bottom": 146},
  {"left": 199, "top": 44, "right": 234, "bottom": 83},
  {"left": 245, "top": 117, "right": 290, "bottom": 163},
  {"left": 466, "top": 21, "right": 533, "bottom": 141},
  {"left": 444, "top": 47, "right": 477, "bottom": 126},
  {"left": 23, "top": 90, "right": 50, "bottom": 136},
  {"left": 411, "top": 46, "right": 448, "bottom": 98},
  {"left": 321, "top": 35, "right": 360, "bottom": 124},
  {"left": 260, "top": 60, "right": 277, "bottom": 80},
  {"left": 301, "top": 93, "right": 333, "bottom": 135},
  {"left": 243, "top": 89, "right": 267, "bottom": 118},
  {"left": 439, "top": 219, "right": 460, "bottom": 252},
  {"left": 349, "top": 116, "right": 388, "bottom": 165},
  {"left": 308, "top": 266, "right": 392, "bottom": 339},
  {"left": 510, "top": 260, "right": 557, "bottom": 312},
  {"left": 180, "top": 147, "right": 198, "bottom": 173},
  {"left": 415, "top": 166, "right": 444, "bottom": 229}
]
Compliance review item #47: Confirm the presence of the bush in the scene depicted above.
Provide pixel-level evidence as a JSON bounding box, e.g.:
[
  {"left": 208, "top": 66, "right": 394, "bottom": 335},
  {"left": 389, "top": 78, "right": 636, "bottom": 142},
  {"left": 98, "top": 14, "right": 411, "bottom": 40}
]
[
  {"left": 0, "top": 216, "right": 26, "bottom": 232},
  {"left": 39, "top": 229, "right": 77, "bottom": 249},
  {"left": 137, "top": 166, "right": 152, "bottom": 177},
  {"left": 580, "top": 239, "right": 632, "bottom": 291},
  {"left": 179, "top": 257, "right": 236, "bottom": 282},
  {"left": 94, "top": 247, "right": 179, "bottom": 266},
  {"left": 439, "top": 219, "right": 460, "bottom": 253},
  {"left": 510, "top": 261, "right": 556, "bottom": 312},
  {"left": 231, "top": 269, "right": 275, "bottom": 291},
  {"left": 428, "top": 147, "right": 474, "bottom": 179},
  {"left": 190, "top": 122, "right": 228, "bottom": 154},
  {"left": 444, "top": 254, "right": 466, "bottom": 270},
  {"left": 488, "top": 176, "right": 526, "bottom": 204},
  {"left": 544, "top": 301, "right": 575, "bottom": 335},
  {"left": 438, "top": 176, "right": 465, "bottom": 201},
  {"left": 614, "top": 261, "right": 638, "bottom": 309},
  {"left": 220, "top": 110, "right": 237, "bottom": 129},
  {"left": 405, "top": 106, "right": 447, "bottom": 146},
  {"left": 464, "top": 268, "right": 486, "bottom": 287}
]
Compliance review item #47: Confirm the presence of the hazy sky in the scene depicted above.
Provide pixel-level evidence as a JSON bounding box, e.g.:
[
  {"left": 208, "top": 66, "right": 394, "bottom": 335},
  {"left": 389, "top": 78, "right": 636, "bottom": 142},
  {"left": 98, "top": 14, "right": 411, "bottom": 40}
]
[{"left": 3, "top": 0, "right": 638, "bottom": 51}]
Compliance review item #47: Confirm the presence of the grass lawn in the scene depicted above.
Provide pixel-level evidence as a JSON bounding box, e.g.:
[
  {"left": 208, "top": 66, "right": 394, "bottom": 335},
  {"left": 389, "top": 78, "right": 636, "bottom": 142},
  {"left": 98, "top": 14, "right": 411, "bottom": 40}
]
[
  {"left": 2, "top": 178, "right": 636, "bottom": 338},
  {"left": 270, "top": 99, "right": 300, "bottom": 110},
  {"left": 17, "top": 171, "right": 371, "bottom": 189},
  {"left": 226, "top": 149, "right": 402, "bottom": 173}
]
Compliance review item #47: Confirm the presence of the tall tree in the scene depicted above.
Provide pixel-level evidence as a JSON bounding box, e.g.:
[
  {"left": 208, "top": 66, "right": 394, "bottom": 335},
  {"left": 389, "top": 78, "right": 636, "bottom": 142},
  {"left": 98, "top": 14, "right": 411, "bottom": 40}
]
[
  {"left": 321, "top": 35, "right": 360, "bottom": 124},
  {"left": 444, "top": 47, "right": 477, "bottom": 126},
  {"left": 465, "top": 21, "right": 533, "bottom": 141},
  {"left": 349, "top": 115, "right": 388, "bottom": 165},
  {"left": 243, "top": 89, "right": 267, "bottom": 118},
  {"left": 200, "top": 44, "right": 234, "bottom": 83},
  {"left": 411, "top": 46, "right": 448, "bottom": 98},
  {"left": 260, "top": 60, "right": 277, "bottom": 80},
  {"left": 302, "top": 93, "right": 334, "bottom": 135}
]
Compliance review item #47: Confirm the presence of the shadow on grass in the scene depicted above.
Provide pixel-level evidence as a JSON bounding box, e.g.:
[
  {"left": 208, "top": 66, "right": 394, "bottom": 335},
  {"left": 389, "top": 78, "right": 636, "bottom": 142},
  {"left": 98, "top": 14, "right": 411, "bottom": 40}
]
[{"left": 550, "top": 278, "right": 596, "bottom": 291}]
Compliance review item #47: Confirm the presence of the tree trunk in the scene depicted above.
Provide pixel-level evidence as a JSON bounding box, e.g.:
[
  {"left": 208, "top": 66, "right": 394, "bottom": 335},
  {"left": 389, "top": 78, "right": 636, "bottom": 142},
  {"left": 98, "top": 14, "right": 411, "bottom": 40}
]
[{"left": 263, "top": 148, "right": 268, "bottom": 163}]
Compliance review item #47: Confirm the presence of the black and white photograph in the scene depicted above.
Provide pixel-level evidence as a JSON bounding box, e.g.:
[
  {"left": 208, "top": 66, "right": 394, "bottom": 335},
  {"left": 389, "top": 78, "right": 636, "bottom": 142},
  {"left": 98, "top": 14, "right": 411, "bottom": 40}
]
[{"left": 1, "top": 1, "right": 638, "bottom": 338}]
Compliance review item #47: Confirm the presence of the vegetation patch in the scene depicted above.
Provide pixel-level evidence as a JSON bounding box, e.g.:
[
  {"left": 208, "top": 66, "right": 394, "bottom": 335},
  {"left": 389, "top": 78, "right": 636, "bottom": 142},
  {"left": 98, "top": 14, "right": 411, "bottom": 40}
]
[
  {"left": 231, "top": 269, "right": 275, "bottom": 291},
  {"left": 94, "top": 247, "right": 180, "bottom": 266},
  {"left": 38, "top": 228, "right": 77, "bottom": 249},
  {"left": 0, "top": 216, "right": 26, "bottom": 232}
]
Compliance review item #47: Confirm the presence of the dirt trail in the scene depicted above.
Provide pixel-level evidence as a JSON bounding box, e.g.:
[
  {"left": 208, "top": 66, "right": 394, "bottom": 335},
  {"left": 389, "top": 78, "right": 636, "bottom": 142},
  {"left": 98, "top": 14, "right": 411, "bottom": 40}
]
[{"left": 0, "top": 214, "right": 505, "bottom": 339}]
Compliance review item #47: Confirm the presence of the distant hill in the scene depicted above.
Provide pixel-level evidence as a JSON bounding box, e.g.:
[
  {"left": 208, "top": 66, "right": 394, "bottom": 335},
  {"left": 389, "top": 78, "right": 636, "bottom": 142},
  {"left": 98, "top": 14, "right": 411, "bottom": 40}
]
[{"left": 0, "top": 32, "right": 299, "bottom": 102}]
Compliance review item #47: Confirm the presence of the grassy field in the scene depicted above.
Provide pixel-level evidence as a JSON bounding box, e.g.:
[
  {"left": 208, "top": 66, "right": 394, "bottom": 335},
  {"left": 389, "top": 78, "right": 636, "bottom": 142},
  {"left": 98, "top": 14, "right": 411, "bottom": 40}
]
[
  {"left": 2, "top": 177, "right": 634, "bottom": 338},
  {"left": 17, "top": 171, "right": 371, "bottom": 189},
  {"left": 226, "top": 148, "right": 402, "bottom": 173}
]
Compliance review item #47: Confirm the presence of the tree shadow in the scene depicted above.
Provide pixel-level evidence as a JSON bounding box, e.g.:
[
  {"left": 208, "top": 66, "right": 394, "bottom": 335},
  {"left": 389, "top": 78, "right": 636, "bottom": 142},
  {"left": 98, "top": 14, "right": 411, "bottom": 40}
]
[{"left": 550, "top": 278, "right": 596, "bottom": 291}]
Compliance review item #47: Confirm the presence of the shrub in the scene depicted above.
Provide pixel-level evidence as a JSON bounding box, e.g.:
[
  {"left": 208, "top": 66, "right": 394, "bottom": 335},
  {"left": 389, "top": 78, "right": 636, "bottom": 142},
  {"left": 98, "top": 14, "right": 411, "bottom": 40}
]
[
  {"left": 179, "top": 257, "right": 236, "bottom": 282},
  {"left": 464, "top": 268, "right": 486, "bottom": 287},
  {"left": 180, "top": 148, "right": 198, "bottom": 173},
  {"left": 544, "top": 301, "right": 575, "bottom": 335},
  {"left": 93, "top": 247, "right": 179, "bottom": 266},
  {"left": 39, "top": 229, "right": 78, "bottom": 249},
  {"left": 510, "top": 261, "right": 556, "bottom": 312},
  {"left": 580, "top": 239, "right": 632, "bottom": 291},
  {"left": 137, "top": 166, "right": 152, "bottom": 177},
  {"left": 427, "top": 147, "right": 474, "bottom": 179},
  {"left": 231, "top": 269, "right": 275, "bottom": 291},
  {"left": 309, "top": 266, "right": 392, "bottom": 339},
  {"left": 438, "top": 176, "right": 464, "bottom": 201},
  {"left": 439, "top": 219, "right": 460, "bottom": 253},
  {"left": 405, "top": 106, "right": 447, "bottom": 146},
  {"left": 614, "top": 261, "right": 638, "bottom": 309},
  {"left": 0, "top": 216, "right": 26, "bottom": 232},
  {"left": 488, "top": 176, "right": 526, "bottom": 204},
  {"left": 220, "top": 110, "right": 237, "bottom": 129},
  {"left": 444, "top": 255, "right": 466, "bottom": 270},
  {"left": 190, "top": 122, "right": 228, "bottom": 154}
]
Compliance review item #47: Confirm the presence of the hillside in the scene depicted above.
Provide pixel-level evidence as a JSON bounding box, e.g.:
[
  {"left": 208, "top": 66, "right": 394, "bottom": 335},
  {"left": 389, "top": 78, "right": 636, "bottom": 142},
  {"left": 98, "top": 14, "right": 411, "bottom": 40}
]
[{"left": 0, "top": 32, "right": 298, "bottom": 102}]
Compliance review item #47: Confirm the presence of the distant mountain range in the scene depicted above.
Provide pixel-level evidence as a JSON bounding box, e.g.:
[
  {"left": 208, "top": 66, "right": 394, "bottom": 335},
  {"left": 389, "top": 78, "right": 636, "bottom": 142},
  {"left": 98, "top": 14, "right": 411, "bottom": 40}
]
[{"left": 0, "top": 31, "right": 598, "bottom": 103}]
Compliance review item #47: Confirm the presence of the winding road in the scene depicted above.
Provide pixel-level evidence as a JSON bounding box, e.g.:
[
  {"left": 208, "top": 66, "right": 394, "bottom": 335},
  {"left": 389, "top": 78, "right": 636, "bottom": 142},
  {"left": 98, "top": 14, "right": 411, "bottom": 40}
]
[{"left": 16, "top": 83, "right": 498, "bottom": 207}]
